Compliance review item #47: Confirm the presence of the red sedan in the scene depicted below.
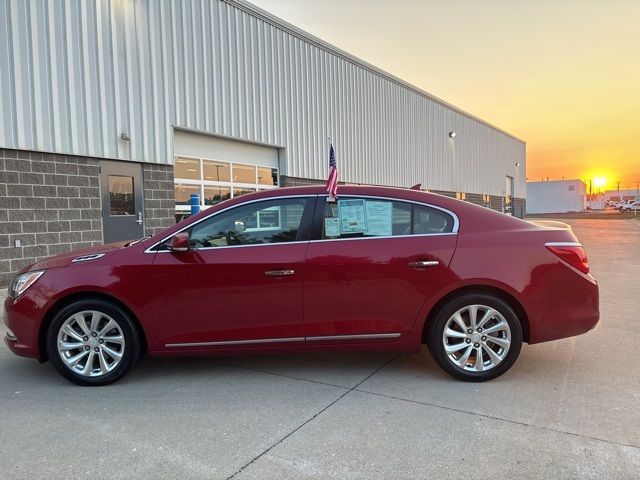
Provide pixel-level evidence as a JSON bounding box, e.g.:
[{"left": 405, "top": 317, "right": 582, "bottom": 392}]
[{"left": 4, "top": 186, "right": 599, "bottom": 385}]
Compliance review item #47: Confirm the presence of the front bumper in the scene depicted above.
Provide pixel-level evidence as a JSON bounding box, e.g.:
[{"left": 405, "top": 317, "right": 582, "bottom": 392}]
[{"left": 4, "top": 294, "right": 42, "bottom": 358}]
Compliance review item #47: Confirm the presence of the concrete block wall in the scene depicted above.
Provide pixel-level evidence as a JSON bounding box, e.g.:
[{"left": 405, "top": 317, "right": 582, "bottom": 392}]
[
  {"left": 142, "top": 164, "right": 176, "bottom": 236},
  {"left": 0, "top": 149, "right": 103, "bottom": 286}
]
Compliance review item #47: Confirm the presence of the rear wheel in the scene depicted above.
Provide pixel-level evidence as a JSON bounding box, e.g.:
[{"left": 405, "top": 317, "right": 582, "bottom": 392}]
[
  {"left": 428, "top": 294, "right": 522, "bottom": 381},
  {"left": 46, "top": 299, "right": 141, "bottom": 386}
]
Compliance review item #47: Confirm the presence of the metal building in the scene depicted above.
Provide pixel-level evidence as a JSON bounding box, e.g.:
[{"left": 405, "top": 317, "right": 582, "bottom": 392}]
[
  {"left": 526, "top": 180, "right": 586, "bottom": 214},
  {"left": 0, "top": 0, "right": 525, "bottom": 285}
]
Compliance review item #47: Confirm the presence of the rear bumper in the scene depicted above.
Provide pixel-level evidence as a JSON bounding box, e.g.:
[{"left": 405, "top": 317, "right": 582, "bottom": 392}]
[
  {"left": 3, "top": 294, "right": 42, "bottom": 359},
  {"left": 527, "top": 272, "right": 599, "bottom": 344}
]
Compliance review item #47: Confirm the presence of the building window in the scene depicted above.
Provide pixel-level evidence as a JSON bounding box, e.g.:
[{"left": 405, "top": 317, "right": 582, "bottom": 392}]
[
  {"left": 174, "top": 156, "right": 278, "bottom": 215},
  {"left": 108, "top": 175, "right": 135, "bottom": 216},
  {"left": 174, "top": 157, "right": 201, "bottom": 180},
  {"left": 175, "top": 184, "right": 201, "bottom": 206},
  {"left": 203, "top": 160, "right": 230, "bottom": 182},
  {"left": 568, "top": 185, "right": 575, "bottom": 191},
  {"left": 456, "top": 192, "right": 467, "bottom": 201}
]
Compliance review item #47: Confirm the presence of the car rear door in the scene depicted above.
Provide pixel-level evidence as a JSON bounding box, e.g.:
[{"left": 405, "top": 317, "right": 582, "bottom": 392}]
[
  {"left": 302, "top": 196, "right": 458, "bottom": 341},
  {"left": 149, "top": 195, "right": 316, "bottom": 349}
]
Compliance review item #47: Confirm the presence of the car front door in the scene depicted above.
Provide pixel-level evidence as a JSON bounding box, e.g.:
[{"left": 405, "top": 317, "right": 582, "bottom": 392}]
[
  {"left": 150, "top": 195, "right": 316, "bottom": 349},
  {"left": 302, "top": 196, "right": 458, "bottom": 341}
]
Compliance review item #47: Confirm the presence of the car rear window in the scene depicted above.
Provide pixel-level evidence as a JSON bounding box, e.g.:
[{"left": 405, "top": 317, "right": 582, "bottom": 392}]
[{"left": 321, "top": 198, "right": 454, "bottom": 240}]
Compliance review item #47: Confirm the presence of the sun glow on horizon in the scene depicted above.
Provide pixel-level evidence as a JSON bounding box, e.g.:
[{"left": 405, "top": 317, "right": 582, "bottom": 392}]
[
  {"left": 593, "top": 177, "right": 608, "bottom": 189},
  {"left": 250, "top": 0, "right": 640, "bottom": 187}
]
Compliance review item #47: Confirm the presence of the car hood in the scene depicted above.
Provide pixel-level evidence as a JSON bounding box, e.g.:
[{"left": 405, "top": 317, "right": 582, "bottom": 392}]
[{"left": 21, "top": 241, "right": 131, "bottom": 273}]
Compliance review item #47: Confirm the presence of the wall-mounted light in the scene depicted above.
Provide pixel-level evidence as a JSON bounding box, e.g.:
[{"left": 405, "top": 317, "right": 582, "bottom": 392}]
[
  {"left": 120, "top": 132, "right": 130, "bottom": 142},
  {"left": 448, "top": 131, "right": 456, "bottom": 138},
  {"left": 515, "top": 162, "right": 520, "bottom": 167}
]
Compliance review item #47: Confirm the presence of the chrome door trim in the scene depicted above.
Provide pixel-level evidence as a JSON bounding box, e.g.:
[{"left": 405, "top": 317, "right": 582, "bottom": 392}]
[
  {"left": 165, "top": 337, "right": 306, "bottom": 348},
  {"left": 144, "top": 194, "right": 316, "bottom": 254},
  {"left": 305, "top": 333, "right": 401, "bottom": 341},
  {"left": 164, "top": 332, "right": 402, "bottom": 348}
]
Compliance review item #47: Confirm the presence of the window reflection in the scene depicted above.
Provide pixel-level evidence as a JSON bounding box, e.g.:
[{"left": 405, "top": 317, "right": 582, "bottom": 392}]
[
  {"left": 174, "top": 157, "right": 200, "bottom": 180},
  {"left": 174, "top": 156, "right": 279, "bottom": 218},
  {"left": 175, "top": 184, "right": 200, "bottom": 205},
  {"left": 109, "top": 176, "right": 135, "bottom": 216},
  {"left": 189, "top": 198, "right": 309, "bottom": 248},
  {"left": 233, "top": 164, "right": 256, "bottom": 184},
  {"left": 204, "top": 186, "right": 231, "bottom": 205},
  {"left": 257, "top": 167, "right": 278, "bottom": 186},
  {"left": 233, "top": 187, "right": 255, "bottom": 197},
  {"left": 203, "top": 160, "right": 230, "bottom": 182}
]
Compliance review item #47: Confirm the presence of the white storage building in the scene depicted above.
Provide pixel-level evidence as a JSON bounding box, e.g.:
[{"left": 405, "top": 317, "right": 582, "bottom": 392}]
[{"left": 526, "top": 180, "right": 586, "bottom": 214}]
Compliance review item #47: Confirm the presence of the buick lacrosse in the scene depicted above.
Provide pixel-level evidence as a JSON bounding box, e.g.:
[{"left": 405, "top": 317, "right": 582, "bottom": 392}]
[{"left": 4, "top": 186, "right": 599, "bottom": 385}]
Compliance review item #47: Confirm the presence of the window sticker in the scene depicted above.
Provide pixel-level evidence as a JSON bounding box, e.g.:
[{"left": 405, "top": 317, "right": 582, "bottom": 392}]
[
  {"left": 365, "top": 201, "right": 393, "bottom": 236},
  {"left": 338, "top": 199, "right": 367, "bottom": 234},
  {"left": 324, "top": 217, "right": 340, "bottom": 237}
]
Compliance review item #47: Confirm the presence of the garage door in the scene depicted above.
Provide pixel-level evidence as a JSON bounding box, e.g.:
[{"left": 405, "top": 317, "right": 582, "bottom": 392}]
[{"left": 173, "top": 130, "right": 280, "bottom": 216}]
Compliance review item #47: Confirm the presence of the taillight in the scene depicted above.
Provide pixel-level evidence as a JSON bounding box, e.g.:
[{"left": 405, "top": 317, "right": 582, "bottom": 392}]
[{"left": 545, "top": 243, "right": 589, "bottom": 274}]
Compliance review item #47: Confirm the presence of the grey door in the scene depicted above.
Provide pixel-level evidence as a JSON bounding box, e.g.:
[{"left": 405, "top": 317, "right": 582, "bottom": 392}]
[{"left": 100, "top": 161, "right": 144, "bottom": 243}]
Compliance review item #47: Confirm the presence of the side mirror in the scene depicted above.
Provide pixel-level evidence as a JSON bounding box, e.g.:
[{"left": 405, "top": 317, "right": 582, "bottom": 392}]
[
  {"left": 234, "top": 220, "right": 246, "bottom": 233},
  {"left": 168, "top": 232, "right": 190, "bottom": 252}
]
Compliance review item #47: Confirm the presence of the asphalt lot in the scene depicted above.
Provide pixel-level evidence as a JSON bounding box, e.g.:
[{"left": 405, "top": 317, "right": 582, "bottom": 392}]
[{"left": 1, "top": 218, "right": 639, "bottom": 479}]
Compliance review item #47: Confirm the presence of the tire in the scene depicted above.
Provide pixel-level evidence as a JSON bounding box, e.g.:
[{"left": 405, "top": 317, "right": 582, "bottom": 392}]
[
  {"left": 46, "top": 299, "right": 141, "bottom": 386},
  {"left": 427, "top": 294, "right": 523, "bottom": 382}
]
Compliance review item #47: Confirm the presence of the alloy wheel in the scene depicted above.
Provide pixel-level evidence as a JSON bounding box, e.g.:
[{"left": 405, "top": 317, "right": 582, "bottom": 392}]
[
  {"left": 442, "top": 304, "right": 511, "bottom": 372},
  {"left": 56, "top": 310, "right": 126, "bottom": 377}
]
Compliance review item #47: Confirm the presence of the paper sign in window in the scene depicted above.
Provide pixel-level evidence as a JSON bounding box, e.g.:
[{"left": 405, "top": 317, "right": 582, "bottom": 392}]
[
  {"left": 338, "top": 199, "right": 367, "bottom": 234},
  {"left": 365, "top": 201, "right": 392, "bottom": 236},
  {"left": 324, "top": 217, "right": 340, "bottom": 237}
]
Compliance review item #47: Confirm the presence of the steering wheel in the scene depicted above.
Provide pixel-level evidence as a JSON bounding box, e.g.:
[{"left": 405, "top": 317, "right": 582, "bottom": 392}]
[{"left": 226, "top": 230, "right": 241, "bottom": 246}]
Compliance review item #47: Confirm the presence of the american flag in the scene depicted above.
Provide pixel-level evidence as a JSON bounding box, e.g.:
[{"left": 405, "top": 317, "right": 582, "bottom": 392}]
[{"left": 325, "top": 143, "right": 338, "bottom": 200}]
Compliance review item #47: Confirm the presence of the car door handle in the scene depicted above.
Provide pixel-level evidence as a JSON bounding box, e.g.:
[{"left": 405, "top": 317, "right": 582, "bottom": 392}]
[
  {"left": 408, "top": 260, "right": 439, "bottom": 268},
  {"left": 264, "top": 270, "right": 295, "bottom": 276}
]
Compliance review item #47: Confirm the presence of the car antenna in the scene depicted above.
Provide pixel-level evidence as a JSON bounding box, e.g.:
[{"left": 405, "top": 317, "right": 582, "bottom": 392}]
[{"left": 410, "top": 183, "right": 422, "bottom": 190}]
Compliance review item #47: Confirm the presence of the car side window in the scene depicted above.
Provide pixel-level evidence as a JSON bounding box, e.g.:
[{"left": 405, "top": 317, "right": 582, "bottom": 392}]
[
  {"left": 321, "top": 197, "right": 454, "bottom": 239},
  {"left": 188, "top": 197, "right": 310, "bottom": 248}
]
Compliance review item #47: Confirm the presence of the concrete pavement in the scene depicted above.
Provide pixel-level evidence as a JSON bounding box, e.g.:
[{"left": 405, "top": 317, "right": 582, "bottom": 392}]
[{"left": 0, "top": 219, "right": 638, "bottom": 479}]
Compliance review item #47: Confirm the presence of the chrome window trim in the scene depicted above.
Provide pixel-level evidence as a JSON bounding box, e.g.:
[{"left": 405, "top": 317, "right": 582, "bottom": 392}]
[
  {"left": 146, "top": 192, "right": 460, "bottom": 254},
  {"left": 326, "top": 194, "right": 459, "bottom": 234},
  {"left": 165, "top": 332, "right": 401, "bottom": 348},
  {"left": 154, "top": 240, "right": 311, "bottom": 253},
  {"left": 309, "top": 232, "right": 457, "bottom": 244},
  {"left": 144, "top": 194, "right": 315, "bottom": 253}
]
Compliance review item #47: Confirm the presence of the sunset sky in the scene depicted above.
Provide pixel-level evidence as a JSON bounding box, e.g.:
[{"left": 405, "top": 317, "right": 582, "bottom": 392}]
[{"left": 252, "top": 0, "right": 640, "bottom": 191}]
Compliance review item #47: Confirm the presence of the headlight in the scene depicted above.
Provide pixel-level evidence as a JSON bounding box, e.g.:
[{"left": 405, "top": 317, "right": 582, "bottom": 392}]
[{"left": 8, "top": 271, "right": 45, "bottom": 299}]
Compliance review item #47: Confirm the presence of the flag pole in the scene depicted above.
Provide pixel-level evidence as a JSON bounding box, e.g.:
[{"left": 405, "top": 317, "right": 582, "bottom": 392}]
[{"left": 325, "top": 136, "right": 338, "bottom": 202}]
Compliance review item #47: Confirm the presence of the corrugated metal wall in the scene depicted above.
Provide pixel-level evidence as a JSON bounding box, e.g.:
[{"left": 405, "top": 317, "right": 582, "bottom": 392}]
[{"left": 0, "top": 0, "right": 526, "bottom": 197}]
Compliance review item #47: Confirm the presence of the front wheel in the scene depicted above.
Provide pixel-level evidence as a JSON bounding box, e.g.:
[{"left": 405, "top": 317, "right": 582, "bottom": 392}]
[
  {"left": 427, "top": 294, "right": 523, "bottom": 382},
  {"left": 46, "top": 299, "right": 141, "bottom": 386}
]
